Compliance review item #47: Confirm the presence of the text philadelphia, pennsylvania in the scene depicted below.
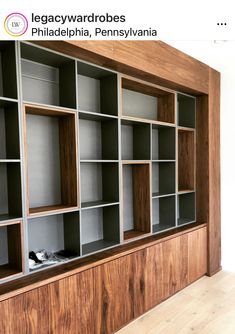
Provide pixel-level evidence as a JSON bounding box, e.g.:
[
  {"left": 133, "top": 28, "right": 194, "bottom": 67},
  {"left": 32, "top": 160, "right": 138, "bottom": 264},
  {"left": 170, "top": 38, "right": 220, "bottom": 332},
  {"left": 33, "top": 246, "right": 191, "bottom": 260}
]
[{"left": 31, "top": 27, "right": 158, "bottom": 38}]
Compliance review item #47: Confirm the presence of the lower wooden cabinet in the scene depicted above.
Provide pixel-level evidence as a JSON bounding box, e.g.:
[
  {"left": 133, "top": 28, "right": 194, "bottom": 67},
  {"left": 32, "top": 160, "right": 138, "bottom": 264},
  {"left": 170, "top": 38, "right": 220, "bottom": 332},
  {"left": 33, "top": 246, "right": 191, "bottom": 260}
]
[{"left": 0, "top": 226, "right": 207, "bottom": 334}]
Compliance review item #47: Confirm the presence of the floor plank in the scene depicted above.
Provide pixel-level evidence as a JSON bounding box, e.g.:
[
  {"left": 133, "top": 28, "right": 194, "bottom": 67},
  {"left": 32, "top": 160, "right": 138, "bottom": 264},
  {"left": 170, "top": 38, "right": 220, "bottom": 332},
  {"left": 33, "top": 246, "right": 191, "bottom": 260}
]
[{"left": 116, "top": 271, "right": 235, "bottom": 334}]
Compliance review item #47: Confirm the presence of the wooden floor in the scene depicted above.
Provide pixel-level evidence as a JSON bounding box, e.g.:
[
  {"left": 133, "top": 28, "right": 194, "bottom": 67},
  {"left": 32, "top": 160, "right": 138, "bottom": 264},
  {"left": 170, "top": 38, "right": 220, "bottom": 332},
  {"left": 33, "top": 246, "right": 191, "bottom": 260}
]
[{"left": 116, "top": 271, "right": 235, "bottom": 334}]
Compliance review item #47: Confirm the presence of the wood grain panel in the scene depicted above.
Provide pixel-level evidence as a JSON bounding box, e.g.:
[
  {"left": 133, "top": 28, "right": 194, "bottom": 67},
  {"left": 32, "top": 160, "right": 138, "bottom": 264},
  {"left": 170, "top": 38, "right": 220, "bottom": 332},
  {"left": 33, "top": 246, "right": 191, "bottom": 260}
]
[
  {"left": 178, "top": 129, "right": 195, "bottom": 192},
  {"left": 94, "top": 256, "right": 134, "bottom": 334},
  {"left": 34, "top": 41, "right": 209, "bottom": 94},
  {"left": 187, "top": 227, "right": 207, "bottom": 282},
  {"left": 158, "top": 93, "right": 175, "bottom": 124},
  {"left": 0, "top": 270, "right": 94, "bottom": 334},
  {"left": 133, "top": 163, "right": 151, "bottom": 233},
  {"left": 208, "top": 68, "right": 221, "bottom": 276},
  {"left": 59, "top": 114, "right": 78, "bottom": 207}
]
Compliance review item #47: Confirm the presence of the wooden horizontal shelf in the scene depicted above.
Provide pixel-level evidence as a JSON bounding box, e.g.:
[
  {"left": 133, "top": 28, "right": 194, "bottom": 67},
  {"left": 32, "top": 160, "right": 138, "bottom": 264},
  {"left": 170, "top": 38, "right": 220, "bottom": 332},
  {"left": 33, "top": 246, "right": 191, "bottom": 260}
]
[
  {"left": 152, "top": 192, "right": 176, "bottom": 198},
  {"left": 0, "top": 215, "right": 23, "bottom": 224},
  {"left": 122, "top": 160, "right": 151, "bottom": 165},
  {"left": 81, "top": 201, "right": 119, "bottom": 210},
  {"left": 177, "top": 126, "right": 196, "bottom": 132},
  {"left": 28, "top": 205, "right": 79, "bottom": 217},
  {"left": 0, "top": 265, "right": 23, "bottom": 280},
  {"left": 0, "top": 160, "right": 20, "bottom": 163},
  {"left": 79, "top": 110, "right": 118, "bottom": 120},
  {"left": 153, "top": 223, "right": 175, "bottom": 234},
  {"left": 80, "top": 160, "right": 118, "bottom": 163},
  {"left": 121, "top": 115, "right": 176, "bottom": 127},
  {"left": 178, "top": 189, "right": 195, "bottom": 194},
  {"left": 124, "top": 230, "right": 149, "bottom": 240}
]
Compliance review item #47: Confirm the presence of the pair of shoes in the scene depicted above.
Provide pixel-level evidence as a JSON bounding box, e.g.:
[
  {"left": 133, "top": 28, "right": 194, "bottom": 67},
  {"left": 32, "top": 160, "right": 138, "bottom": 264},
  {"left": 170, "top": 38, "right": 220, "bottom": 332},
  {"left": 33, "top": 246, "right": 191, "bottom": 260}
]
[{"left": 29, "top": 251, "right": 42, "bottom": 264}]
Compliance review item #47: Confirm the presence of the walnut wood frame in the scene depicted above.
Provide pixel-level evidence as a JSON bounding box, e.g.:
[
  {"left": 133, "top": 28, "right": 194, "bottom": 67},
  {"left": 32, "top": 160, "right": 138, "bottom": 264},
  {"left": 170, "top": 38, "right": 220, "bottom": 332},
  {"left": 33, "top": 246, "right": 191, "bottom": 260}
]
[{"left": 0, "top": 41, "right": 221, "bottom": 333}]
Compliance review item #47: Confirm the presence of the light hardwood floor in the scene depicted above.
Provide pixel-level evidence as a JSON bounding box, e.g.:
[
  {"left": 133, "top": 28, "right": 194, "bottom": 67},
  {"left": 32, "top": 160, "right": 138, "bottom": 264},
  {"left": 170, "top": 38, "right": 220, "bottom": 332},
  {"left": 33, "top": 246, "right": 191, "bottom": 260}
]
[{"left": 116, "top": 271, "right": 235, "bottom": 334}]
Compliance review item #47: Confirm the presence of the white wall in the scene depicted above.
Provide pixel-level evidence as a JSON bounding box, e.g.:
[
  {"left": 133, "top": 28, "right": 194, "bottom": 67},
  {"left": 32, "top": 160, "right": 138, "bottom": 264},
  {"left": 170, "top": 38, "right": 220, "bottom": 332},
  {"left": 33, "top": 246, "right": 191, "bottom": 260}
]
[{"left": 167, "top": 41, "right": 235, "bottom": 271}]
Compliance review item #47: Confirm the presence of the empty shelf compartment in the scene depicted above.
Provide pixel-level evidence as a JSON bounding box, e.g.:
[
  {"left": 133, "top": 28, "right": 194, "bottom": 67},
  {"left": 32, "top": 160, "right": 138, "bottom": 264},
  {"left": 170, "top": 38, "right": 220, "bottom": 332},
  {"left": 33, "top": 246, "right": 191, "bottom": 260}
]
[
  {"left": 152, "top": 162, "right": 175, "bottom": 197},
  {"left": 0, "top": 42, "right": 17, "bottom": 99},
  {"left": 178, "top": 192, "right": 196, "bottom": 226},
  {"left": 81, "top": 205, "right": 120, "bottom": 255},
  {"left": 121, "top": 120, "right": 150, "bottom": 160},
  {"left": 24, "top": 104, "right": 78, "bottom": 216},
  {"left": 77, "top": 61, "right": 118, "bottom": 115},
  {"left": 0, "top": 221, "right": 23, "bottom": 280},
  {"left": 123, "top": 163, "right": 151, "bottom": 240},
  {"left": 122, "top": 77, "right": 175, "bottom": 123},
  {"left": 0, "top": 162, "right": 22, "bottom": 222},
  {"left": 178, "top": 93, "right": 196, "bottom": 128},
  {"left": 152, "top": 196, "right": 176, "bottom": 233},
  {"left": 0, "top": 100, "right": 20, "bottom": 160},
  {"left": 152, "top": 124, "right": 175, "bottom": 160},
  {"left": 79, "top": 113, "right": 118, "bottom": 160},
  {"left": 28, "top": 211, "right": 80, "bottom": 271},
  {"left": 80, "top": 162, "right": 119, "bottom": 209},
  {"left": 21, "top": 43, "right": 76, "bottom": 108}
]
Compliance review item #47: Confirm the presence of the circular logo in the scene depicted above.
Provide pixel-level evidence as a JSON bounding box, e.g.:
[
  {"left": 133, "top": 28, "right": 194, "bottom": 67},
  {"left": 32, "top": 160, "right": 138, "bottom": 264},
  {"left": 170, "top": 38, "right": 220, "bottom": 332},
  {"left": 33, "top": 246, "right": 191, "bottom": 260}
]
[{"left": 4, "top": 13, "right": 28, "bottom": 36}]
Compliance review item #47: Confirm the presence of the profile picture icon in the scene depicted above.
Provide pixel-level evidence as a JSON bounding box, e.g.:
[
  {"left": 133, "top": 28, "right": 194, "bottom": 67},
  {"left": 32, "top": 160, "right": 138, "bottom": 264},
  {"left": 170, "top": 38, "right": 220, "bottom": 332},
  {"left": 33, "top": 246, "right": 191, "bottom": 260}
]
[{"left": 4, "top": 13, "right": 28, "bottom": 37}]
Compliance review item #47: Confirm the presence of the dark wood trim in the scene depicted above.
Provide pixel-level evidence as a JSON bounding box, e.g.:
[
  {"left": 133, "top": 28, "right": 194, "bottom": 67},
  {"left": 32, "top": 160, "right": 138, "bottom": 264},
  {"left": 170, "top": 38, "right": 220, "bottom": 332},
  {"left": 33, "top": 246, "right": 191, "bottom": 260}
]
[
  {"left": 33, "top": 41, "right": 209, "bottom": 95},
  {"left": 207, "top": 68, "right": 221, "bottom": 276}
]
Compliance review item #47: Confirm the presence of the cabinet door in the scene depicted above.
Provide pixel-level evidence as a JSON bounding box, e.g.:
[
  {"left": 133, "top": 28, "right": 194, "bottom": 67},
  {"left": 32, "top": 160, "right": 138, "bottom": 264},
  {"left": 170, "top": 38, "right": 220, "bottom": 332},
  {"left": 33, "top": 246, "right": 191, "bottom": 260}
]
[
  {"left": 0, "top": 269, "right": 95, "bottom": 334},
  {"left": 94, "top": 255, "right": 135, "bottom": 334}
]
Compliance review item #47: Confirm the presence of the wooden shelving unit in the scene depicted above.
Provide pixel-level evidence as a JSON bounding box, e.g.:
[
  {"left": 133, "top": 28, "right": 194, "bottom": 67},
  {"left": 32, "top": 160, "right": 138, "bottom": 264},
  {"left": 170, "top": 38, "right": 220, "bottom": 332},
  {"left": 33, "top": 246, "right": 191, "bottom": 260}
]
[
  {"left": 0, "top": 40, "right": 221, "bottom": 333},
  {"left": 0, "top": 41, "right": 208, "bottom": 283}
]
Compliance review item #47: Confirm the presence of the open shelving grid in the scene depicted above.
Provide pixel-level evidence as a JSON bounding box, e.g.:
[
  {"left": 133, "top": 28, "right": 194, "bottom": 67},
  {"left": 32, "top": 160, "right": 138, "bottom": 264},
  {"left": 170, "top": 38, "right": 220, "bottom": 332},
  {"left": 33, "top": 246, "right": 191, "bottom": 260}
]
[{"left": 0, "top": 41, "right": 197, "bottom": 282}]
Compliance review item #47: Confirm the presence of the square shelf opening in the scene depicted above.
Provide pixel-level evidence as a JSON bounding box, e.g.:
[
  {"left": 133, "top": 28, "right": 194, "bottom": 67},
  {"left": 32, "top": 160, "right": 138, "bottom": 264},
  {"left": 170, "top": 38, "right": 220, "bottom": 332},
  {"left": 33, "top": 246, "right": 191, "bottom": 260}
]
[
  {"left": 28, "top": 211, "right": 80, "bottom": 271},
  {"left": 152, "top": 124, "right": 175, "bottom": 160},
  {"left": 178, "top": 129, "right": 195, "bottom": 192},
  {"left": 178, "top": 93, "right": 196, "bottom": 128},
  {"left": 0, "top": 162, "right": 22, "bottom": 222},
  {"left": 152, "top": 162, "right": 175, "bottom": 197},
  {"left": 81, "top": 205, "right": 120, "bottom": 255},
  {"left": 80, "top": 162, "right": 119, "bottom": 208},
  {"left": 21, "top": 43, "right": 76, "bottom": 108},
  {"left": 121, "top": 120, "right": 150, "bottom": 160},
  {"left": 24, "top": 105, "right": 78, "bottom": 216},
  {"left": 122, "top": 78, "right": 175, "bottom": 124},
  {"left": 0, "top": 222, "right": 23, "bottom": 280},
  {"left": 123, "top": 163, "right": 151, "bottom": 240},
  {"left": 0, "top": 100, "right": 20, "bottom": 160},
  {"left": 77, "top": 61, "right": 118, "bottom": 116},
  {"left": 178, "top": 192, "right": 196, "bottom": 226},
  {"left": 0, "top": 42, "right": 17, "bottom": 99},
  {"left": 152, "top": 196, "right": 176, "bottom": 233},
  {"left": 79, "top": 113, "right": 118, "bottom": 160}
]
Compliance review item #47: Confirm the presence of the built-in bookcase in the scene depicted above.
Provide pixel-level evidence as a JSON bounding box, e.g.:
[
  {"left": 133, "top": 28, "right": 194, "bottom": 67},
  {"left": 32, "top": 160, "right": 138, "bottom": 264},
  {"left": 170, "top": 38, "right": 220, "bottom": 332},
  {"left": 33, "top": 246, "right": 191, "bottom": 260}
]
[{"left": 0, "top": 41, "right": 197, "bottom": 282}]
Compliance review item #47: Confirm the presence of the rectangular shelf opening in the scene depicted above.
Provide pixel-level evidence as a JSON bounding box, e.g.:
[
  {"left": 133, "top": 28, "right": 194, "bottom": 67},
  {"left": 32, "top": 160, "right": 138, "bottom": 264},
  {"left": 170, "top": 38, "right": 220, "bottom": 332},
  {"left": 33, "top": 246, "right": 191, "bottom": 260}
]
[
  {"left": 0, "top": 162, "right": 22, "bottom": 223},
  {"left": 81, "top": 205, "right": 120, "bottom": 255},
  {"left": 152, "top": 196, "right": 176, "bottom": 233},
  {"left": 0, "top": 42, "right": 17, "bottom": 99},
  {"left": 121, "top": 120, "right": 150, "bottom": 160},
  {"left": 80, "top": 162, "right": 119, "bottom": 209},
  {"left": 152, "top": 162, "right": 175, "bottom": 197},
  {"left": 178, "top": 192, "right": 196, "bottom": 226},
  {"left": 28, "top": 212, "right": 80, "bottom": 271},
  {"left": 122, "top": 77, "right": 175, "bottom": 124},
  {"left": 177, "top": 93, "right": 196, "bottom": 128},
  {"left": 77, "top": 61, "right": 118, "bottom": 116},
  {"left": 21, "top": 43, "right": 76, "bottom": 109},
  {"left": 0, "top": 100, "right": 20, "bottom": 160},
  {"left": 123, "top": 163, "right": 151, "bottom": 240},
  {"left": 79, "top": 113, "right": 118, "bottom": 160},
  {"left": 178, "top": 129, "right": 195, "bottom": 192},
  {"left": 0, "top": 221, "right": 23, "bottom": 280},
  {"left": 152, "top": 124, "right": 175, "bottom": 160},
  {"left": 24, "top": 104, "right": 78, "bottom": 216}
]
